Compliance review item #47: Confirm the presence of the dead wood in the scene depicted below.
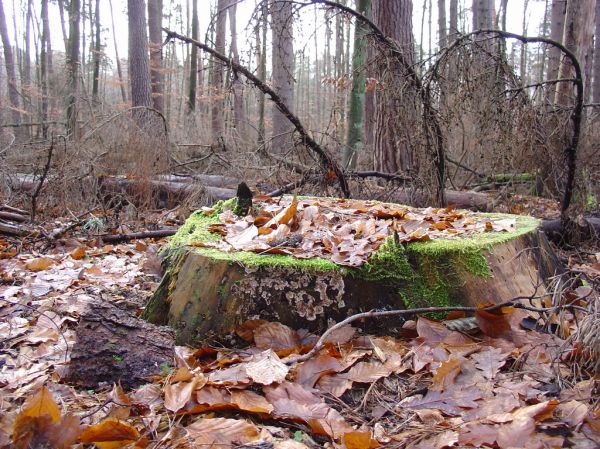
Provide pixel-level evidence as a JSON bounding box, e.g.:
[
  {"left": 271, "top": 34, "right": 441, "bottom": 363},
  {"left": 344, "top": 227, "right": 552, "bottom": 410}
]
[
  {"left": 61, "top": 294, "right": 175, "bottom": 389},
  {"left": 541, "top": 217, "right": 600, "bottom": 243},
  {"left": 0, "top": 211, "right": 27, "bottom": 222},
  {"left": 98, "top": 229, "right": 177, "bottom": 243},
  {"left": 0, "top": 221, "right": 29, "bottom": 236}
]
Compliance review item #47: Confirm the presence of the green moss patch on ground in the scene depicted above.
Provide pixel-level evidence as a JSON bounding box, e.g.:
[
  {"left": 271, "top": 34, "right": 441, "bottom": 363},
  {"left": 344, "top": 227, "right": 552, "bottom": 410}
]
[{"left": 161, "top": 199, "right": 540, "bottom": 309}]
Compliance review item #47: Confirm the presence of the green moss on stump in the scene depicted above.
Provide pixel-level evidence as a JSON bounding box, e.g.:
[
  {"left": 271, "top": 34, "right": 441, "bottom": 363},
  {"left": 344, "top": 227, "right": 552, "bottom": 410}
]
[{"left": 159, "top": 198, "right": 539, "bottom": 310}]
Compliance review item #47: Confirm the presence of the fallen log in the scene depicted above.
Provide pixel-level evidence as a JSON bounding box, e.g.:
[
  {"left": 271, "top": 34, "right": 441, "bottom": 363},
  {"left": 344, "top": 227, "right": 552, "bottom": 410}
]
[
  {"left": 541, "top": 217, "right": 600, "bottom": 243},
  {"left": 0, "top": 211, "right": 27, "bottom": 222},
  {"left": 144, "top": 197, "right": 563, "bottom": 345},
  {"left": 98, "top": 229, "right": 177, "bottom": 243},
  {"left": 0, "top": 221, "right": 29, "bottom": 236},
  {"left": 157, "top": 173, "right": 239, "bottom": 188}
]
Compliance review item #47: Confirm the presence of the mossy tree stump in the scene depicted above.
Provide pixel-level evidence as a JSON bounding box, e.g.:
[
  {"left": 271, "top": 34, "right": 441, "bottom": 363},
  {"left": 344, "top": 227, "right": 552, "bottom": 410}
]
[{"left": 144, "top": 199, "right": 563, "bottom": 344}]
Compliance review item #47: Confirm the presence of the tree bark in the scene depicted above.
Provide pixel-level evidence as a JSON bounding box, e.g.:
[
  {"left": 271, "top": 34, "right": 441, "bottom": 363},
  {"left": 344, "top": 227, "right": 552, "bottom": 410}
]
[
  {"left": 66, "top": 0, "right": 80, "bottom": 139},
  {"left": 210, "top": 0, "right": 228, "bottom": 140},
  {"left": 546, "top": 0, "right": 566, "bottom": 103},
  {"left": 188, "top": 0, "right": 199, "bottom": 112},
  {"left": 594, "top": 0, "right": 600, "bottom": 103},
  {"left": 128, "top": 0, "right": 154, "bottom": 127},
  {"left": 372, "top": 0, "right": 416, "bottom": 174},
  {"left": 270, "top": 0, "right": 295, "bottom": 153},
  {"left": 40, "top": 0, "right": 50, "bottom": 138},
  {"left": 0, "top": 0, "right": 23, "bottom": 129},
  {"left": 438, "top": 0, "right": 447, "bottom": 49},
  {"left": 449, "top": 0, "right": 458, "bottom": 43},
  {"left": 148, "top": 0, "right": 164, "bottom": 113},
  {"left": 554, "top": 0, "right": 595, "bottom": 106},
  {"left": 92, "top": 0, "right": 101, "bottom": 101},
  {"left": 257, "top": 2, "right": 268, "bottom": 146},
  {"left": 344, "top": 0, "right": 371, "bottom": 169}
]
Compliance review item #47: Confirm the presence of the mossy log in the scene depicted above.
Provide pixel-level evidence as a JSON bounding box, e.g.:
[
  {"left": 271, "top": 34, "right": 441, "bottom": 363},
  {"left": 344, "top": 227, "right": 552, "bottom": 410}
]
[{"left": 144, "top": 200, "right": 563, "bottom": 345}]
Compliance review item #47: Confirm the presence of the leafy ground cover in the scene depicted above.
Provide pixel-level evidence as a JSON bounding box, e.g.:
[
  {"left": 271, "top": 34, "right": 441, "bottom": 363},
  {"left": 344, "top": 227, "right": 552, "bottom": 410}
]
[{"left": 0, "top": 203, "right": 599, "bottom": 449}]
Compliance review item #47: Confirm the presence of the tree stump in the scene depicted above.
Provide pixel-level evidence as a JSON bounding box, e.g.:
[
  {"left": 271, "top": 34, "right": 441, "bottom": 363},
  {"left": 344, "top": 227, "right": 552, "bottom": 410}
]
[{"left": 143, "top": 198, "right": 563, "bottom": 344}]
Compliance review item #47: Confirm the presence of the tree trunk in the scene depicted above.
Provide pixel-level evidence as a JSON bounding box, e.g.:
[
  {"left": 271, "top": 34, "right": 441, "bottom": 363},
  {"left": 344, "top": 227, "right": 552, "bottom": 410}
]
[
  {"left": 594, "top": 0, "right": 600, "bottom": 103},
  {"left": 546, "top": 0, "right": 566, "bottom": 103},
  {"left": 188, "top": 0, "right": 199, "bottom": 112},
  {"left": 228, "top": 0, "right": 245, "bottom": 134},
  {"left": 520, "top": 0, "right": 529, "bottom": 83},
  {"left": 128, "top": 0, "right": 154, "bottom": 127},
  {"left": 372, "top": 0, "right": 416, "bottom": 174},
  {"left": 41, "top": 0, "right": 53, "bottom": 75},
  {"left": 210, "top": 0, "right": 228, "bottom": 140},
  {"left": 109, "top": 0, "right": 128, "bottom": 103},
  {"left": 92, "top": 0, "right": 101, "bottom": 101},
  {"left": 57, "top": 0, "right": 69, "bottom": 54},
  {"left": 438, "top": 0, "right": 447, "bottom": 49},
  {"left": 449, "top": 0, "right": 458, "bottom": 42},
  {"left": 270, "top": 0, "right": 295, "bottom": 153},
  {"left": 23, "top": 0, "right": 33, "bottom": 115},
  {"left": 148, "top": 0, "right": 164, "bottom": 113},
  {"left": 40, "top": 0, "right": 50, "bottom": 138},
  {"left": 0, "top": 0, "right": 22, "bottom": 129},
  {"left": 344, "top": 0, "right": 371, "bottom": 169},
  {"left": 554, "top": 0, "right": 595, "bottom": 106},
  {"left": 66, "top": 0, "right": 80, "bottom": 139},
  {"left": 257, "top": 2, "right": 268, "bottom": 146}
]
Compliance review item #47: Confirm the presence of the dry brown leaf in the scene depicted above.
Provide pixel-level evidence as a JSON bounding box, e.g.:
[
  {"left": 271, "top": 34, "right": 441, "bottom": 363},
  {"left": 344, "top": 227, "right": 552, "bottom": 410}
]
[
  {"left": 26, "top": 257, "right": 55, "bottom": 272},
  {"left": 164, "top": 378, "right": 198, "bottom": 413},
  {"left": 294, "top": 354, "right": 343, "bottom": 387},
  {"left": 230, "top": 390, "right": 274, "bottom": 414},
  {"left": 244, "top": 349, "right": 289, "bottom": 385},
  {"left": 343, "top": 431, "right": 381, "bottom": 449},
  {"left": 185, "top": 418, "right": 260, "bottom": 449},
  {"left": 470, "top": 347, "right": 509, "bottom": 380},
  {"left": 430, "top": 358, "right": 462, "bottom": 391},
  {"left": 254, "top": 322, "right": 301, "bottom": 354},
  {"left": 70, "top": 247, "right": 86, "bottom": 260},
  {"left": 79, "top": 418, "right": 141, "bottom": 448}
]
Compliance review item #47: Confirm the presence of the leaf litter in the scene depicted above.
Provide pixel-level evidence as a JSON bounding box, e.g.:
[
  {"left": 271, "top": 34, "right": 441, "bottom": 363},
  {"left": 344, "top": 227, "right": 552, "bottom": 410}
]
[
  {"left": 0, "top": 208, "right": 599, "bottom": 449},
  {"left": 195, "top": 196, "right": 517, "bottom": 266}
]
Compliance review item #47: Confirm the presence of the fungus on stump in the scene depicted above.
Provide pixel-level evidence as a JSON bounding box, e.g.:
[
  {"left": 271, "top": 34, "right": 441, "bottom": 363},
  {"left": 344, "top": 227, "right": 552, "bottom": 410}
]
[{"left": 143, "top": 197, "right": 562, "bottom": 344}]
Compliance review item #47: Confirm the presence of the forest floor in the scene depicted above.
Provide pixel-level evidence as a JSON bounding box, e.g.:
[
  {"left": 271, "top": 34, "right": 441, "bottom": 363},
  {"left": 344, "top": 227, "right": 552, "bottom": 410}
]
[{"left": 0, "top": 194, "right": 599, "bottom": 449}]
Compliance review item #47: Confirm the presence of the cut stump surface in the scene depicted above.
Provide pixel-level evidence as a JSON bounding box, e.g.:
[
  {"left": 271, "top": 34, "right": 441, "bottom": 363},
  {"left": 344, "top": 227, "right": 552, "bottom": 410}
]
[{"left": 144, "top": 197, "right": 563, "bottom": 344}]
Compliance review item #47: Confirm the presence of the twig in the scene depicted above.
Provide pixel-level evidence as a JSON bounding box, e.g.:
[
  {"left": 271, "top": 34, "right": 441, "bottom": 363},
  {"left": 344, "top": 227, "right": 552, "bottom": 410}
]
[
  {"left": 97, "top": 229, "right": 177, "bottom": 243},
  {"left": 284, "top": 297, "right": 581, "bottom": 365},
  {"left": 30, "top": 138, "right": 55, "bottom": 222}
]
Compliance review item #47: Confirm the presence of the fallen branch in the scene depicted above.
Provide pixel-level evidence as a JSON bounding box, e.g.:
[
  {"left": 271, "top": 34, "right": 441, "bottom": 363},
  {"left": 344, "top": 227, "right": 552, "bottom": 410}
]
[
  {"left": 285, "top": 297, "right": 570, "bottom": 365},
  {"left": 0, "top": 211, "right": 28, "bottom": 223},
  {"left": 0, "top": 221, "right": 30, "bottom": 236},
  {"left": 31, "top": 139, "right": 54, "bottom": 222},
  {"left": 97, "top": 229, "right": 177, "bottom": 243},
  {"left": 163, "top": 28, "right": 350, "bottom": 199}
]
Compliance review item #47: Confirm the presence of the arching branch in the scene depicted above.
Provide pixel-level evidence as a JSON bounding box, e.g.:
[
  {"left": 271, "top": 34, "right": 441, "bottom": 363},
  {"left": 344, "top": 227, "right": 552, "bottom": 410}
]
[{"left": 163, "top": 28, "right": 350, "bottom": 199}]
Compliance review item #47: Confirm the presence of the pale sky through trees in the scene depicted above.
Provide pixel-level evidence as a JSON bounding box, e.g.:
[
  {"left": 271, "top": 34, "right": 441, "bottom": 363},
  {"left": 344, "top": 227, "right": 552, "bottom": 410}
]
[{"left": 2, "top": 0, "right": 545, "bottom": 75}]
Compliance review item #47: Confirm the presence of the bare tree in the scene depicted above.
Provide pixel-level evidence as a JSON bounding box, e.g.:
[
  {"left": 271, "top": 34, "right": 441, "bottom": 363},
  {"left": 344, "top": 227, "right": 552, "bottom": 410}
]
[
  {"left": 0, "top": 0, "right": 22, "bottom": 128},
  {"left": 148, "top": 0, "right": 164, "bottom": 113},
  {"left": 438, "top": 0, "right": 447, "bottom": 49},
  {"left": 128, "top": 0, "right": 154, "bottom": 125},
  {"left": 270, "top": 0, "right": 295, "bottom": 153}
]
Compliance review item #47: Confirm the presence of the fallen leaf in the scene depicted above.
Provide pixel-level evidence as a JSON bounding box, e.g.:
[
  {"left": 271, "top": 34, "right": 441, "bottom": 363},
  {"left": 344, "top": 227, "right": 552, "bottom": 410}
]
[
  {"left": 244, "top": 349, "right": 289, "bottom": 385},
  {"left": 79, "top": 418, "right": 140, "bottom": 448},
  {"left": 185, "top": 418, "right": 260, "bottom": 449}
]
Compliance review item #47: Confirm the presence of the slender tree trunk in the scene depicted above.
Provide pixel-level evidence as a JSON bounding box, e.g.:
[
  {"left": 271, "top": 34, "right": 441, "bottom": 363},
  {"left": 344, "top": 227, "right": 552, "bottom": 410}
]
[
  {"left": 438, "top": 0, "right": 447, "bottom": 49},
  {"left": 109, "top": 0, "right": 127, "bottom": 103},
  {"left": 257, "top": 1, "right": 267, "bottom": 146},
  {"left": 40, "top": 0, "right": 50, "bottom": 137},
  {"left": 23, "top": 0, "right": 33, "bottom": 111},
  {"left": 41, "top": 0, "right": 53, "bottom": 75},
  {"left": 520, "top": 0, "right": 529, "bottom": 83},
  {"left": 270, "top": 0, "right": 295, "bottom": 153},
  {"left": 57, "top": 0, "right": 69, "bottom": 52},
  {"left": 66, "top": 0, "right": 80, "bottom": 138},
  {"left": 211, "top": 0, "right": 227, "bottom": 140},
  {"left": 228, "top": 0, "right": 245, "bottom": 134},
  {"left": 148, "top": 0, "right": 164, "bottom": 113},
  {"left": 449, "top": 0, "right": 458, "bottom": 42},
  {"left": 344, "top": 0, "right": 371, "bottom": 169},
  {"left": 546, "top": 0, "right": 566, "bottom": 103},
  {"left": 92, "top": 0, "right": 101, "bottom": 101},
  {"left": 128, "top": 0, "right": 154, "bottom": 127},
  {"left": 188, "top": 0, "right": 199, "bottom": 112},
  {"left": 594, "top": 0, "right": 600, "bottom": 103},
  {"left": 0, "top": 0, "right": 22, "bottom": 128}
]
